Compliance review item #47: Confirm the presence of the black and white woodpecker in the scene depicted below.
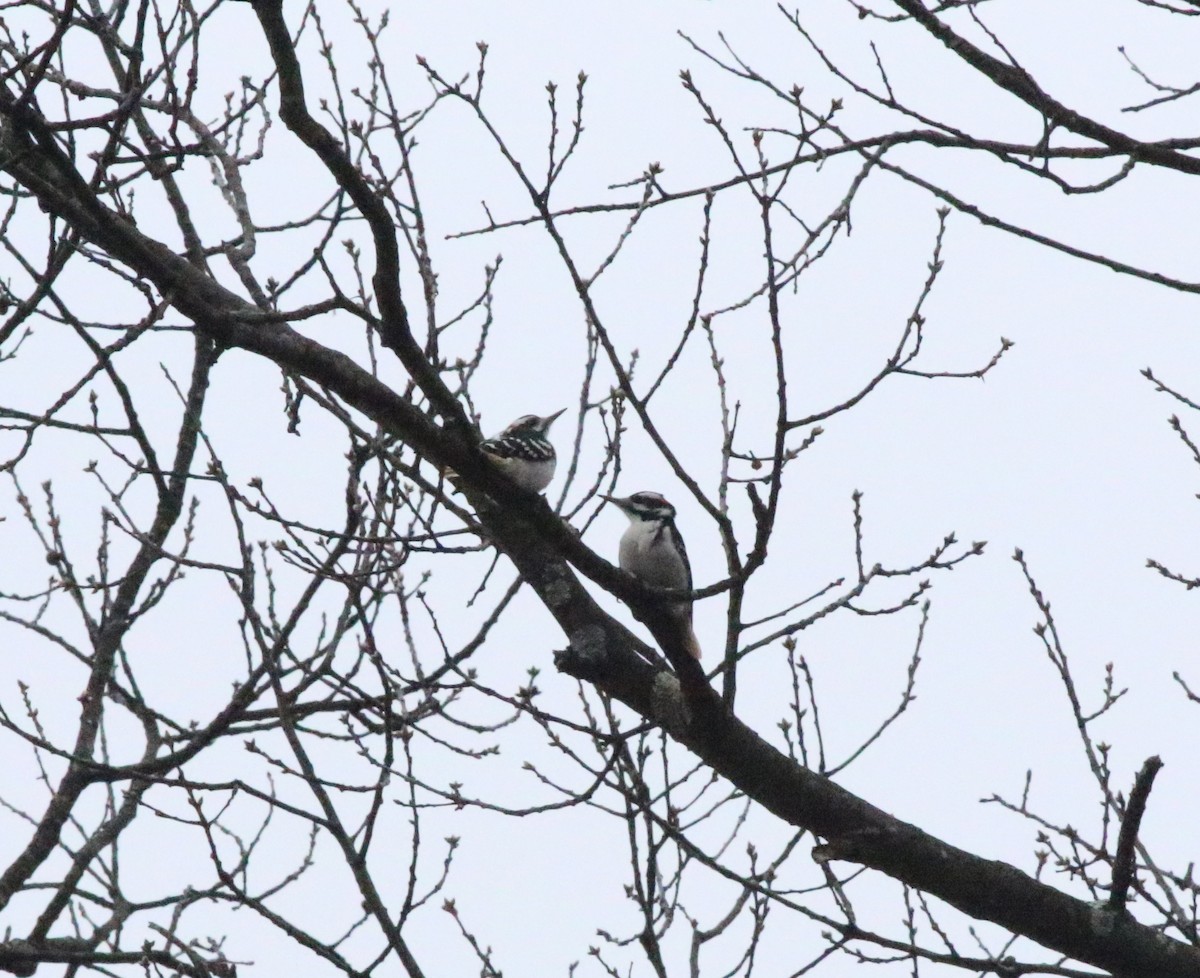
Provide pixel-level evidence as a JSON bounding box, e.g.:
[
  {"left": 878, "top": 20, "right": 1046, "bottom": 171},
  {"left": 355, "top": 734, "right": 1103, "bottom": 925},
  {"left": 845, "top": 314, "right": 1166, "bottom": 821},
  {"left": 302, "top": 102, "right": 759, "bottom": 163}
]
[
  {"left": 602, "top": 491, "right": 701, "bottom": 660},
  {"left": 480, "top": 410, "right": 566, "bottom": 493}
]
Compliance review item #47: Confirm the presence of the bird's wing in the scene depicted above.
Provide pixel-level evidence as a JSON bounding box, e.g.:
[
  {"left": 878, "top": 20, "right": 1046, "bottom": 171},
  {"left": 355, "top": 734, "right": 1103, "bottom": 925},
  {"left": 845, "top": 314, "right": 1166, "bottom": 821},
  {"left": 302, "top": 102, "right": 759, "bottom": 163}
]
[
  {"left": 652, "top": 520, "right": 693, "bottom": 592},
  {"left": 480, "top": 435, "right": 553, "bottom": 461}
]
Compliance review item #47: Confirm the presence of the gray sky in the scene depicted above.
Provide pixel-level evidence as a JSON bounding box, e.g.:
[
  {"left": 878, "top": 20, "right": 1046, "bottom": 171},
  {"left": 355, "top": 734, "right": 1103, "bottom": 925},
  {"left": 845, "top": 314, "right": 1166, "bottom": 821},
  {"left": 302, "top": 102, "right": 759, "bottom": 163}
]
[{"left": 2, "top": 1, "right": 1199, "bottom": 974}]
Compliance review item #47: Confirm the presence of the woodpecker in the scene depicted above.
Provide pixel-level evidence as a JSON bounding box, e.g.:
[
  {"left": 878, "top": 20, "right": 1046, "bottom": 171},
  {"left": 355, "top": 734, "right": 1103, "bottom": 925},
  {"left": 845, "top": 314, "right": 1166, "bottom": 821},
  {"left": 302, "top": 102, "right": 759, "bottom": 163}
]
[
  {"left": 480, "top": 410, "right": 565, "bottom": 492},
  {"left": 602, "top": 491, "right": 701, "bottom": 660}
]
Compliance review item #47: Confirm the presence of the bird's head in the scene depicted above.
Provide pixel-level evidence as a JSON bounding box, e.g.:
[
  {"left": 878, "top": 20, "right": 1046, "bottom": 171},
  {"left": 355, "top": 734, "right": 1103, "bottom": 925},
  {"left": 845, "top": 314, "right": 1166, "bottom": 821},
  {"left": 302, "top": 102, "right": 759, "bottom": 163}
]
[
  {"left": 602, "top": 491, "right": 676, "bottom": 523},
  {"left": 503, "top": 409, "right": 566, "bottom": 436}
]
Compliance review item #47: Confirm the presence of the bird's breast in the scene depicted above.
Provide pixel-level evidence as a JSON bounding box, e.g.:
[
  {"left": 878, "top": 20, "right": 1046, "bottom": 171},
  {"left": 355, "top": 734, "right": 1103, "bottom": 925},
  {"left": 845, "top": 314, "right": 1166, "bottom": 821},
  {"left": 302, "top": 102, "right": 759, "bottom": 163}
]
[{"left": 618, "top": 522, "right": 688, "bottom": 588}]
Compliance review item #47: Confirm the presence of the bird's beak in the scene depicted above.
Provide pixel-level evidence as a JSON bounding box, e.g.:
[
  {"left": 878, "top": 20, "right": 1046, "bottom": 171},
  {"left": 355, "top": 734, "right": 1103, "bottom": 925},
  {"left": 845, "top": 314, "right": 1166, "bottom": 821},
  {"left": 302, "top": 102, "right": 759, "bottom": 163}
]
[
  {"left": 600, "top": 493, "right": 626, "bottom": 508},
  {"left": 544, "top": 408, "right": 567, "bottom": 426}
]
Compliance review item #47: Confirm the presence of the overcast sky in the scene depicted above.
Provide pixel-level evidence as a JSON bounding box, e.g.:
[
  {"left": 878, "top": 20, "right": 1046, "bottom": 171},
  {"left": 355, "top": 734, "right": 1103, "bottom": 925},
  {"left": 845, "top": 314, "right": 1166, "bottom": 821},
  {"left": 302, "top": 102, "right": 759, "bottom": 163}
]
[{"left": 3, "top": 1, "right": 1199, "bottom": 975}]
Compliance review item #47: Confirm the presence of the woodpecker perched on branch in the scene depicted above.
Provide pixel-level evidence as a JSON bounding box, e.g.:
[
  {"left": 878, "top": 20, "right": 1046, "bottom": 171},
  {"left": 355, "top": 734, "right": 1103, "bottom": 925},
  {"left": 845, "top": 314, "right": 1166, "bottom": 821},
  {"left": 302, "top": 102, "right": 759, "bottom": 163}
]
[
  {"left": 480, "top": 410, "right": 565, "bottom": 492},
  {"left": 602, "top": 491, "right": 701, "bottom": 660}
]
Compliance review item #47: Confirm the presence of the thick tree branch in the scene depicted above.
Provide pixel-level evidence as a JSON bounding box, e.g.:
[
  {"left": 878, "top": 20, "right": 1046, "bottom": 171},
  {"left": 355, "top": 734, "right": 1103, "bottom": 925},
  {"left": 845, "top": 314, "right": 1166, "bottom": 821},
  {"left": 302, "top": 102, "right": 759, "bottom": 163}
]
[
  {"left": 888, "top": 0, "right": 1200, "bottom": 175},
  {"left": 1108, "top": 756, "right": 1164, "bottom": 916}
]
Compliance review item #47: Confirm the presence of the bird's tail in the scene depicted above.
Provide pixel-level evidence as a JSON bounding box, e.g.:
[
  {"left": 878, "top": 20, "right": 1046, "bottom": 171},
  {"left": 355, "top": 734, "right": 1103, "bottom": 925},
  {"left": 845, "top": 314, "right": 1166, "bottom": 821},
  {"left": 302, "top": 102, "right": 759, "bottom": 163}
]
[{"left": 682, "top": 617, "right": 702, "bottom": 661}]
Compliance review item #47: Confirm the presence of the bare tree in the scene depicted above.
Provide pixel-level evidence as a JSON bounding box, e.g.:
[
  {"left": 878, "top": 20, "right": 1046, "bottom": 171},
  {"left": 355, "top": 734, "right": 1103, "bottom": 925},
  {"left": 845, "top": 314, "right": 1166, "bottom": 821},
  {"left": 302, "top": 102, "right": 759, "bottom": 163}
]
[{"left": 0, "top": 2, "right": 1197, "bottom": 976}]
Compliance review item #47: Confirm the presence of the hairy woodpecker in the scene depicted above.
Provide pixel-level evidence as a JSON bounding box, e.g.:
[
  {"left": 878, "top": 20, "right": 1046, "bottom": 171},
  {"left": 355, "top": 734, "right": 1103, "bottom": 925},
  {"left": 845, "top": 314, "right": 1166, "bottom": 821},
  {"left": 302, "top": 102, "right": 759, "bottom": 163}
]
[
  {"left": 480, "top": 410, "right": 565, "bottom": 492},
  {"left": 602, "top": 491, "right": 701, "bottom": 660}
]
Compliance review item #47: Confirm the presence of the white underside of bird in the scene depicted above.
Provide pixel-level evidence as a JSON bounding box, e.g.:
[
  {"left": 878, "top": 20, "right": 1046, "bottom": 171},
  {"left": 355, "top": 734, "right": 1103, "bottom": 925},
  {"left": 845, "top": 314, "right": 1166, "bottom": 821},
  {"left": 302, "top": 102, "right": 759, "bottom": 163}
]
[
  {"left": 617, "top": 518, "right": 690, "bottom": 589},
  {"left": 483, "top": 453, "right": 556, "bottom": 493}
]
